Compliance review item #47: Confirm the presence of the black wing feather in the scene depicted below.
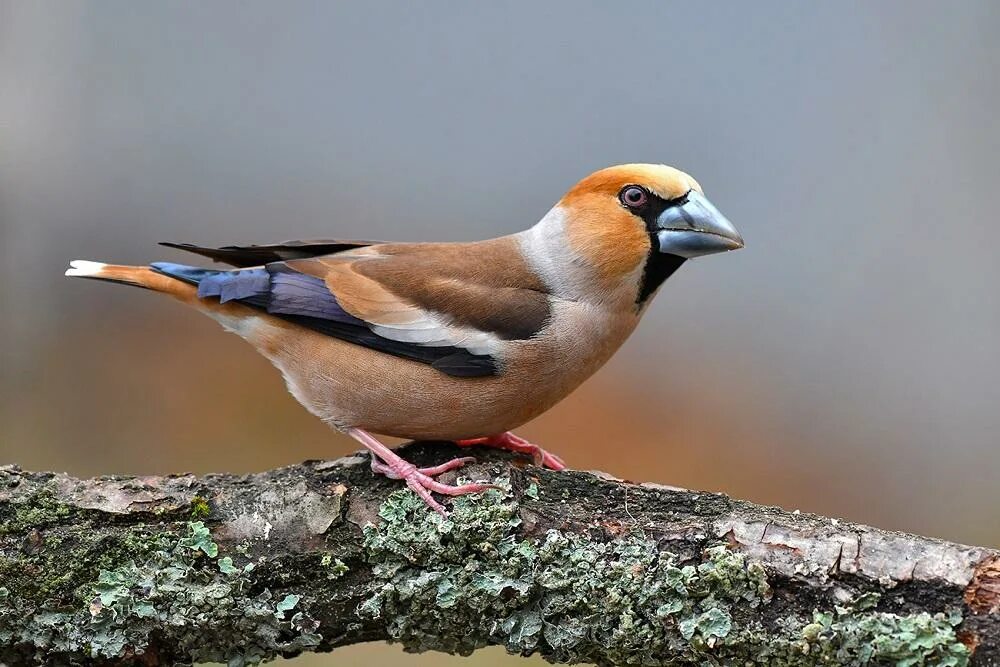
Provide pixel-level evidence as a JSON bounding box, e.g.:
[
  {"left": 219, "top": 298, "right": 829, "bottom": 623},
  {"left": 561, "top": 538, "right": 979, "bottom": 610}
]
[{"left": 159, "top": 239, "right": 381, "bottom": 267}]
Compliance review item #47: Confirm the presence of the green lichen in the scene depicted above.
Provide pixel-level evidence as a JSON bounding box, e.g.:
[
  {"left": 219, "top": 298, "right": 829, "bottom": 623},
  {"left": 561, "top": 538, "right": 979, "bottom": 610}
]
[
  {"left": 180, "top": 519, "right": 219, "bottom": 557},
  {"left": 359, "top": 481, "right": 969, "bottom": 666},
  {"left": 320, "top": 553, "right": 350, "bottom": 578},
  {"left": 0, "top": 521, "right": 319, "bottom": 665},
  {"left": 790, "top": 608, "right": 967, "bottom": 666},
  {"left": 0, "top": 487, "right": 74, "bottom": 535},
  {"left": 0, "top": 525, "right": 164, "bottom": 604},
  {"left": 276, "top": 594, "right": 301, "bottom": 616},
  {"left": 190, "top": 495, "right": 212, "bottom": 519}
]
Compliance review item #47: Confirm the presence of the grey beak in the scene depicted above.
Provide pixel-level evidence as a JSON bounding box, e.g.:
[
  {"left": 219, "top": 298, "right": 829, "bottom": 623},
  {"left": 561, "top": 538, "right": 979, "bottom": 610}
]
[{"left": 655, "top": 191, "right": 744, "bottom": 258}]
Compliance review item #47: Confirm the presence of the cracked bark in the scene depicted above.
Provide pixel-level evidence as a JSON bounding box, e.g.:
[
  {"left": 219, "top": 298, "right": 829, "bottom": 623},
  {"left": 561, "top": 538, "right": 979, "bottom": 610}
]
[{"left": 0, "top": 442, "right": 998, "bottom": 666}]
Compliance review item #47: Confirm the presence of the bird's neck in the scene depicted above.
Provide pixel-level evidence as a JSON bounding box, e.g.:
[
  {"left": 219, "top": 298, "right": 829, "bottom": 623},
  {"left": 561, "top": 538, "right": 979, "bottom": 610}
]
[{"left": 517, "top": 207, "right": 649, "bottom": 309}]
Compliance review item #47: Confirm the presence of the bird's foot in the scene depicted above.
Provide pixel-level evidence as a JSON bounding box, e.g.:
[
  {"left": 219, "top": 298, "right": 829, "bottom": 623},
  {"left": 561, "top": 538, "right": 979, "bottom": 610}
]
[
  {"left": 455, "top": 431, "right": 566, "bottom": 471},
  {"left": 348, "top": 427, "right": 496, "bottom": 516},
  {"left": 369, "top": 456, "right": 494, "bottom": 516}
]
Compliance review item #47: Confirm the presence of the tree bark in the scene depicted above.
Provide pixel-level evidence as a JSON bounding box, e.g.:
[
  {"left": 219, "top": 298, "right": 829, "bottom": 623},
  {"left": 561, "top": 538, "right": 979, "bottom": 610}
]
[{"left": 0, "top": 442, "right": 997, "bottom": 666}]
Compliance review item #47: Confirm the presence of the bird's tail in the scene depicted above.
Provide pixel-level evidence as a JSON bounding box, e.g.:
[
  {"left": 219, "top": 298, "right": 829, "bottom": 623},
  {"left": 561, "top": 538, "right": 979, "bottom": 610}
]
[{"left": 64, "top": 260, "right": 198, "bottom": 303}]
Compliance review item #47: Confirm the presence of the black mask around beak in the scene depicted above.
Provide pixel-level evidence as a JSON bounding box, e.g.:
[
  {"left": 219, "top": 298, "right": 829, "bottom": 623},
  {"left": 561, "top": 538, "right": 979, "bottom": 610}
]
[{"left": 655, "top": 191, "right": 743, "bottom": 258}]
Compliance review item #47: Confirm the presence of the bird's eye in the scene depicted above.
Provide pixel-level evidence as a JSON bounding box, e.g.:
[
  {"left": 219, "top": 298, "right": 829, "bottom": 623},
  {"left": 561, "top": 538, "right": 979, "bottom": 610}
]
[{"left": 619, "top": 185, "right": 648, "bottom": 208}]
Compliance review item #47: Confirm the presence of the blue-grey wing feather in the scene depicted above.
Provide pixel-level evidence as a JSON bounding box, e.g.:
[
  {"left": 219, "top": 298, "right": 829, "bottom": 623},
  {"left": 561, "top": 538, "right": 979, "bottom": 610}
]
[{"left": 149, "top": 261, "right": 498, "bottom": 377}]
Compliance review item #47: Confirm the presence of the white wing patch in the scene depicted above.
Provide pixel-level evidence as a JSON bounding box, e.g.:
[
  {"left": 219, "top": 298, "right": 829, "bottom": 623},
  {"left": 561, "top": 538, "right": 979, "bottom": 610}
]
[{"left": 369, "top": 309, "right": 502, "bottom": 356}]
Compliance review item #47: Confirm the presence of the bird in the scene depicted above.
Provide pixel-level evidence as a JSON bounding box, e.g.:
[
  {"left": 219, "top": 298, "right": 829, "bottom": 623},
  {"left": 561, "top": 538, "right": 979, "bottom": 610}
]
[{"left": 65, "top": 163, "right": 743, "bottom": 514}]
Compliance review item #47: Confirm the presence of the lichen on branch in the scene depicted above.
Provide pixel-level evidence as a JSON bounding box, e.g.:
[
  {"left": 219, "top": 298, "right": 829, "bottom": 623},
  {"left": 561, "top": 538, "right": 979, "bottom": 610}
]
[
  {"left": 1, "top": 519, "right": 320, "bottom": 665},
  {"left": 0, "top": 443, "right": 997, "bottom": 665},
  {"left": 359, "top": 483, "right": 968, "bottom": 666}
]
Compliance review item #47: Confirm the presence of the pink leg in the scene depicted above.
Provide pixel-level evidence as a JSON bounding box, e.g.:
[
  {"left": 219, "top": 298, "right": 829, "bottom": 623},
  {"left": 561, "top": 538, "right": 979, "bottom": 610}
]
[
  {"left": 347, "top": 428, "right": 496, "bottom": 516},
  {"left": 455, "top": 431, "right": 566, "bottom": 471}
]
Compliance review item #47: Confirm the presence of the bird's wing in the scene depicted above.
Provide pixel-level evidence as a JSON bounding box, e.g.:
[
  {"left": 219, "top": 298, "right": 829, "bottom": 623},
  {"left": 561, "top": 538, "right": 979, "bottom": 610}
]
[
  {"left": 152, "top": 238, "right": 552, "bottom": 378},
  {"left": 159, "top": 239, "right": 381, "bottom": 267}
]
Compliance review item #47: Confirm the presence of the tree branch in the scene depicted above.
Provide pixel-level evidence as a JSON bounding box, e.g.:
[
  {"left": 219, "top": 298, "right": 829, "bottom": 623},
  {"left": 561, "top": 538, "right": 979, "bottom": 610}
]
[{"left": 1, "top": 442, "right": 997, "bottom": 666}]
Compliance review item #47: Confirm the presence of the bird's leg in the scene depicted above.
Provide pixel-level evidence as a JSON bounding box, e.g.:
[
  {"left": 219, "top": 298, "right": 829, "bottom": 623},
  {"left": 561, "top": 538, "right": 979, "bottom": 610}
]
[
  {"left": 346, "top": 427, "right": 496, "bottom": 516},
  {"left": 454, "top": 431, "right": 566, "bottom": 471}
]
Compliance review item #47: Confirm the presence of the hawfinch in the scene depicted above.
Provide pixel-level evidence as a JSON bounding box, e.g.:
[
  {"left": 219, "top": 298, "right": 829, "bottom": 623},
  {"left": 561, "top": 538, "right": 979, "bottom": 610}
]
[{"left": 66, "top": 164, "right": 743, "bottom": 514}]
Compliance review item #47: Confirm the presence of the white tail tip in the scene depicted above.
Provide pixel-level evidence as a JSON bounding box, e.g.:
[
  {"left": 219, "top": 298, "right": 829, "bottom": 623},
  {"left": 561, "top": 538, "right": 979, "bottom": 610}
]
[{"left": 65, "top": 260, "right": 108, "bottom": 277}]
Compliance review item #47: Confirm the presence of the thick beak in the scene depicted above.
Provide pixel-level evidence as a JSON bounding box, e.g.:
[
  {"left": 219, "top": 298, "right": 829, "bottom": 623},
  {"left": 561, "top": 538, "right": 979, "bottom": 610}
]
[{"left": 655, "top": 191, "right": 744, "bottom": 258}]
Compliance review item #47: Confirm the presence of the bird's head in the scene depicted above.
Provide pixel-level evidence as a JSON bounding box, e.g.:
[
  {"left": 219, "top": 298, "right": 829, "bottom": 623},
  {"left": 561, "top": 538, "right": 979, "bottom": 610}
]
[{"left": 543, "top": 163, "right": 743, "bottom": 304}]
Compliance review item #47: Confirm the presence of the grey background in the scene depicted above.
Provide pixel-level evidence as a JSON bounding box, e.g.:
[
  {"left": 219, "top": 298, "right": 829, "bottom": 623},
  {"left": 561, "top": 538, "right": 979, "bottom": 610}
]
[{"left": 2, "top": 2, "right": 999, "bottom": 664}]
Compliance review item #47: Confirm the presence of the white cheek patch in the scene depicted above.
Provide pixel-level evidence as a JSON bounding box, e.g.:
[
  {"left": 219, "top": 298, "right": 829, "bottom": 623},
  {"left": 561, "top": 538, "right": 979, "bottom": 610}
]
[
  {"left": 518, "top": 207, "right": 579, "bottom": 296},
  {"left": 517, "top": 206, "right": 616, "bottom": 302}
]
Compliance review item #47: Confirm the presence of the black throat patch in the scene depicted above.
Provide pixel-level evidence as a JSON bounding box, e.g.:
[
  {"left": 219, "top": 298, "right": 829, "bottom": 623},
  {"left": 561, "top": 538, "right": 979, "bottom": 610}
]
[
  {"left": 637, "top": 247, "right": 685, "bottom": 304},
  {"left": 630, "top": 191, "right": 689, "bottom": 305}
]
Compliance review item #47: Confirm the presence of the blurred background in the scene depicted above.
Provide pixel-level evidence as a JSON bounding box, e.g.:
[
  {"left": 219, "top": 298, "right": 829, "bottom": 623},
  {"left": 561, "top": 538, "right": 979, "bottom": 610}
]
[{"left": 2, "top": 2, "right": 999, "bottom": 664}]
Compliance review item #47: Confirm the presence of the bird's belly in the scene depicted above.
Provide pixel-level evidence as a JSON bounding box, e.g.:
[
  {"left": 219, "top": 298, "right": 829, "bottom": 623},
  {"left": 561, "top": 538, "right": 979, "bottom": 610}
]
[{"left": 247, "top": 312, "right": 633, "bottom": 441}]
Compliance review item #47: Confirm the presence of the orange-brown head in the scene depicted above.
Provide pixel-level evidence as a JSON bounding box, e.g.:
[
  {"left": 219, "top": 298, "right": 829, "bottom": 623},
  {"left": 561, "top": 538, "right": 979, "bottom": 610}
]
[{"left": 535, "top": 163, "right": 743, "bottom": 304}]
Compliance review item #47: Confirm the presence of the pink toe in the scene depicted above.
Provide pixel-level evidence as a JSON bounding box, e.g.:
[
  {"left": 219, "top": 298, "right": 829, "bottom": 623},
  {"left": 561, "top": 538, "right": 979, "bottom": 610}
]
[
  {"left": 425, "top": 480, "right": 498, "bottom": 496},
  {"left": 541, "top": 453, "right": 567, "bottom": 471},
  {"left": 405, "top": 477, "right": 447, "bottom": 515},
  {"left": 454, "top": 432, "right": 566, "bottom": 470},
  {"left": 417, "top": 456, "right": 476, "bottom": 476},
  {"left": 455, "top": 437, "right": 490, "bottom": 447}
]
